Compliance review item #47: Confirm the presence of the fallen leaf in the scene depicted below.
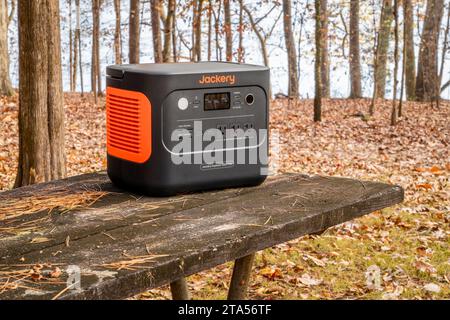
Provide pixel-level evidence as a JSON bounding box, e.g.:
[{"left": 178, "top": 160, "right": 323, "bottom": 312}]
[
  {"left": 414, "top": 260, "right": 437, "bottom": 274},
  {"left": 259, "top": 267, "right": 283, "bottom": 280},
  {"left": 303, "top": 254, "right": 326, "bottom": 267},
  {"left": 50, "top": 267, "right": 62, "bottom": 278},
  {"left": 429, "top": 166, "right": 441, "bottom": 174},
  {"left": 415, "top": 183, "right": 432, "bottom": 190},
  {"left": 298, "top": 273, "right": 322, "bottom": 286},
  {"left": 382, "top": 285, "right": 404, "bottom": 299},
  {"left": 416, "top": 246, "right": 427, "bottom": 257}
]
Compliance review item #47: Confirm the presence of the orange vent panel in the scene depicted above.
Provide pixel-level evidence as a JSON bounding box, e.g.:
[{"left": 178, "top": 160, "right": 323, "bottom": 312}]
[{"left": 106, "top": 87, "right": 152, "bottom": 163}]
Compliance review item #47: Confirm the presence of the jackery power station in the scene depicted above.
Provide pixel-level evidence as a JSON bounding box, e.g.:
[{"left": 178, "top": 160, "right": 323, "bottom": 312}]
[{"left": 106, "top": 62, "right": 270, "bottom": 195}]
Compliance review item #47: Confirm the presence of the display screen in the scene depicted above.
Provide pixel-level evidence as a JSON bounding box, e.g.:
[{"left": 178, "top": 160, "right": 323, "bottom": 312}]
[{"left": 204, "top": 92, "right": 230, "bottom": 111}]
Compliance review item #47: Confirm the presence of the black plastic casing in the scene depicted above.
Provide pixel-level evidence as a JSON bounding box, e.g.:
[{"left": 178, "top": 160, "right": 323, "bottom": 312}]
[{"left": 106, "top": 62, "right": 270, "bottom": 196}]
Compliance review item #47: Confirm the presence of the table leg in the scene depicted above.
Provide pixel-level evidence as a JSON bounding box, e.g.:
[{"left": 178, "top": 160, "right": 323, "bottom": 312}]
[
  {"left": 170, "top": 278, "right": 190, "bottom": 300},
  {"left": 227, "top": 253, "right": 255, "bottom": 300}
]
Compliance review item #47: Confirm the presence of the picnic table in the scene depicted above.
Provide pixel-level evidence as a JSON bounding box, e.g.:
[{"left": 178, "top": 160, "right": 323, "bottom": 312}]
[{"left": 0, "top": 172, "right": 403, "bottom": 300}]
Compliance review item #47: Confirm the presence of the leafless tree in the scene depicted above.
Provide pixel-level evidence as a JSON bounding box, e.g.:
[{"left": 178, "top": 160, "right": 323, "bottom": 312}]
[
  {"left": 16, "top": 0, "right": 66, "bottom": 186},
  {"left": 129, "top": 0, "right": 140, "bottom": 63},
  {"left": 283, "top": 0, "right": 299, "bottom": 98}
]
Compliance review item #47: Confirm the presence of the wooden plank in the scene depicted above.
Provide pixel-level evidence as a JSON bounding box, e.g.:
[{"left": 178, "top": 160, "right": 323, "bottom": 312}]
[
  {"left": 0, "top": 174, "right": 403, "bottom": 300},
  {"left": 0, "top": 172, "right": 289, "bottom": 260}
]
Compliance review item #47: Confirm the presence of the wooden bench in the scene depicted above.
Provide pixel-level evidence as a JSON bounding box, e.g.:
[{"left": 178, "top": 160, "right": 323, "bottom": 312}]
[{"left": 0, "top": 172, "right": 403, "bottom": 300}]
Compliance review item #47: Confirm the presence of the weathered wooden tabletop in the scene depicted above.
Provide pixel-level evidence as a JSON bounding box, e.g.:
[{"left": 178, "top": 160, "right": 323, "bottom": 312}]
[{"left": 0, "top": 172, "right": 403, "bottom": 299}]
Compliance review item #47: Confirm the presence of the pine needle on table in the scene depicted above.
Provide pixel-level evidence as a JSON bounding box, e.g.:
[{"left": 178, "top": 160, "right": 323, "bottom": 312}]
[
  {"left": 99, "top": 254, "right": 170, "bottom": 271},
  {"left": 0, "top": 189, "right": 108, "bottom": 222}
]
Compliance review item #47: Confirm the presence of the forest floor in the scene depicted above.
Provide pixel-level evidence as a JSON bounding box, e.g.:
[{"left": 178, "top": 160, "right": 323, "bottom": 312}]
[{"left": 0, "top": 94, "right": 448, "bottom": 299}]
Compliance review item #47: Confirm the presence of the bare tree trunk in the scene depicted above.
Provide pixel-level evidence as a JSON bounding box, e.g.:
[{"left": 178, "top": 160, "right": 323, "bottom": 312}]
[
  {"left": 15, "top": 0, "right": 66, "bottom": 187},
  {"left": 349, "top": 0, "right": 362, "bottom": 98},
  {"left": 213, "top": 0, "right": 222, "bottom": 61},
  {"left": 69, "top": 0, "right": 73, "bottom": 91},
  {"left": 91, "top": 0, "right": 97, "bottom": 100},
  {"left": 398, "top": 0, "right": 407, "bottom": 118},
  {"left": 224, "top": 0, "right": 232, "bottom": 61},
  {"left": 374, "top": 0, "right": 393, "bottom": 99},
  {"left": 207, "top": 0, "right": 212, "bottom": 61},
  {"left": 0, "top": 0, "right": 14, "bottom": 96},
  {"left": 96, "top": 0, "right": 102, "bottom": 97},
  {"left": 190, "top": 0, "right": 196, "bottom": 61},
  {"left": 415, "top": 0, "right": 444, "bottom": 102},
  {"left": 47, "top": 0, "right": 66, "bottom": 179},
  {"left": 282, "top": 0, "right": 299, "bottom": 98},
  {"left": 320, "top": 0, "right": 329, "bottom": 97},
  {"left": 162, "top": 0, "right": 175, "bottom": 62},
  {"left": 114, "top": 0, "right": 122, "bottom": 64},
  {"left": 369, "top": 0, "right": 386, "bottom": 116},
  {"left": 76, "top": 0, "right": 83, "bottom": 95},
  {"left": 172, "top": 0, "right": 177, "bottom": 61},
  {"left": 91, "top": 0, "right": 101, "bottom": 100},
  {"left": 439, "top": 3, "right": 450, "bottom": 89},
  {"left": 297, "top": 10, "right": 305, "bottom": 97},
  {"left": 391, "top": 0, "right": 398, "bottom": 126},
  {"left": 129, "top": 0, "right": 140, "bottom": 63},
  {"left": 72, "top": 0, "right": 79, "bottom": 91},
  {"left": 314, "top": 0, "right": 322, "bottom": 122},
  {"left": 193, "top": 0, "right": 203, "bottom": 61},
  {"left": 151, "top": 0, "right": 162, "bottom": 63},
  {"left": 237, "top": 0, "right": 244, "bottom": 63},
  {"left": 403, "top": 0, "right": 415, "bottom": 100}
]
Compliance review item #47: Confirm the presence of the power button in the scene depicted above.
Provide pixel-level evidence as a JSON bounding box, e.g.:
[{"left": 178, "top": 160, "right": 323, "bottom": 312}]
[{"left": 178, "top": 97, "right": 189, "bottom": 110}]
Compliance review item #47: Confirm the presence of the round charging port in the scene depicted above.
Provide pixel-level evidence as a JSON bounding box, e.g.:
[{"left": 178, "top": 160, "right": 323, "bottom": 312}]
[{"left": 245, "top": 94, "right": 254, "bottom": 105}]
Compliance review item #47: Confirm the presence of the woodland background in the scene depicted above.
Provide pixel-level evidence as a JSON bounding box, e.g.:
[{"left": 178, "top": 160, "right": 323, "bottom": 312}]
[{"left": 0, "top": 0, "right": 449, "bottom": 299}]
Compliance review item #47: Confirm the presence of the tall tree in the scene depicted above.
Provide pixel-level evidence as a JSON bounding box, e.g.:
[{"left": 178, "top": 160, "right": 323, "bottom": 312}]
[
  {"left": 129, "top": 0, "right": 140, "bottom": 63},
  {"left": 207, "top": 0, "right": 212, "bottom": 61},
  {"left": 151, "top": 0, "right": 162, "bottom": 63},
  {"left": 191, "top": 0, "right": 197, "bottom": 61},
  {"left": 213, "top": 0, "right": 222, "bottom": 61},
  {"left": 314, "top": 0, "right": 322, "bottom": 122},
  {"left": 398, "top": 0, "right": 407, "bottom": 117},
  {"left": 349, "top": 0, "right": 362, "bottom": 98},
  {"left": 91, "top": 0, "right": 101, "bottom": 99},
  {"left": 438, "top": 3, "right": 450, "bottom": 93},
  {"left": 283, "top": 0, "right": 299, "bottom": 98},
  {"left": 374, "top": 0, "right": 393, "bottom": 99},
  {"left": 415, "top": 0, "right": 444, "bottom": 102},
  {"left": 193, "top": 0, "right": 203, "bottom": 61},
  {"left": 237, "top": 0, "right": 244, "bottom": 63},
  {"left": 69, "top": 0, "right": 73, "bottom": 91},
  {"left": 75, "top": 0, "right": 83, "bottom": 94},
  {"left": 319, "top": 0, "right": 329, "bottom": 98},
  {"left": 171, "top": 0, "right": 177, "bottom": 61},
  {"left": 224, "top": 0, "right": 232, "bottom": 61},
  {"left": 391, "top": 0, "right": 399, "bottom": 126},
  {"left": 15, "top": 0, "right": 66, "bottom": 187},
  {"left": 403, "top": 0, "right": 415, "bottom": 100},
  {"left": 163, "top": 0, "right": 175, "bottom": 62},
  {"left": 114, "top": 0, "right": 122, "bottom": 64},
  {"left": 0, "top": 0, "right": 14, "bottom": 96}
]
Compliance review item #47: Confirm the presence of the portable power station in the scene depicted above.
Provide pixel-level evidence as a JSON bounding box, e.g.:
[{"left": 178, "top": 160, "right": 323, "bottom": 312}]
[{"left": 106, "top": 62, "right": 270, "bottom": 195}]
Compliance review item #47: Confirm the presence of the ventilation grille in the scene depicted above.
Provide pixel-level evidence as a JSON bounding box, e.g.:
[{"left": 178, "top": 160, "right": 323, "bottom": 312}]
[{"left": 106, "top": 87, "right": 152, "bottom": 163}]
